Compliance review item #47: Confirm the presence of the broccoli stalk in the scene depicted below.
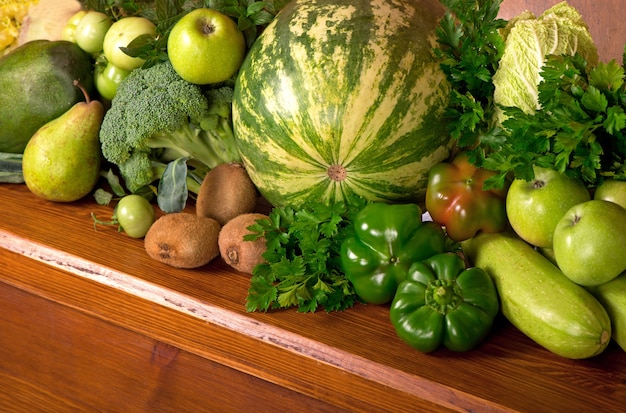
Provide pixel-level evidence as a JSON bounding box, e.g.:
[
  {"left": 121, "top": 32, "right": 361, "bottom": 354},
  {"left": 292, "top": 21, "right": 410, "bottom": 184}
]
[{"left": 99, "top": 60, "right": 240, "bottom": 198}]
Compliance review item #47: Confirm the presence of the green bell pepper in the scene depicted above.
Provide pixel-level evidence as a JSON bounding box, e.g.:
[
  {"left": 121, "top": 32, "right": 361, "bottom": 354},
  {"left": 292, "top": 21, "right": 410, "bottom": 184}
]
[
  {"left": 389, "top": 252, "right": 499, "bottom": 352},
  {"left": 340, "top": 202, "right": 448, "bottom": 305}
]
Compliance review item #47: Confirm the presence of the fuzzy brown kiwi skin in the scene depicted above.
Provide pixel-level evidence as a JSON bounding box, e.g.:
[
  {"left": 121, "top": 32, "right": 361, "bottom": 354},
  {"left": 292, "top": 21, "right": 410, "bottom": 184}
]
[
  {"left": 196, "top": 162, "right": 258, "bottom": 226},
  {"left": 145, "top": 212, "right": 221, "bottom": 269},
  {"left": 218, "top": 213, "right": 269, "bottom": 274}
]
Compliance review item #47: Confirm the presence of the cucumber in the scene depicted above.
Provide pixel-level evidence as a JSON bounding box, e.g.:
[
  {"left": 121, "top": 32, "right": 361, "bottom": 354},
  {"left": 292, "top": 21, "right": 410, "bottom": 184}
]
[
  {"left": 0, "top": 40, "right": 94, "bottom": 153},
  {"left": 587, "top": 273, "right": 626, "bottom": 352},
  {"left": 462, "top": 231, "right": 611, "bottom": 359}
]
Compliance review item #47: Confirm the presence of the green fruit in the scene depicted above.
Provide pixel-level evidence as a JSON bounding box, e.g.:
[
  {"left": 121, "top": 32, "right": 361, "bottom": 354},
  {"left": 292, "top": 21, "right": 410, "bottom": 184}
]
[
  {"left": 594, "top": 179, "right": 626, "bottom": 209},
  {"left": 232, "top": 0, "right": 452, "bottom": 208},
  {"left": 167, "top": 8, "right": 246, "bottom": 85},
  {"left": 22, "top": 86, "right": 104, "bottom": 202},
  {"left": 587, "top": 272, "right": 626, "bottom": 352},
  {"left": 553, "top": 200, "right": 626, "bottom": 286},
  {"left": 506, "top": 166, "right": 590, "bottom": 248},
  {"left": 462, "top": 231, "right": 611, "bottom": 359},
  {"left": 74, "top": 11, "right": 113, "bottom": 54},
  {"left": 102, "top": 16, "right": 156, "bottom": 71},
  {"left": 0, "top": 40, "right": 94, "bottom": 153}
]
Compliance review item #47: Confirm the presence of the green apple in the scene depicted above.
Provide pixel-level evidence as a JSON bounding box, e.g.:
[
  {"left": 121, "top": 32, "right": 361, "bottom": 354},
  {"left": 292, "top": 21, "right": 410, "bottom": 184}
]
[
  {"left": 167, "top": 8, "right": 246, "bottom": 85},
  {"left": 506, "top": 167, "right": 591, "bottom": 248},
  {"left": 594, "top": 179, "right": 626, "bottom": 210},
  {"left": 553, "top": 200, "right": 626, "bottom": 286},
  {"left": 103, "top": 16, "right": 156, "bottom": 71}
]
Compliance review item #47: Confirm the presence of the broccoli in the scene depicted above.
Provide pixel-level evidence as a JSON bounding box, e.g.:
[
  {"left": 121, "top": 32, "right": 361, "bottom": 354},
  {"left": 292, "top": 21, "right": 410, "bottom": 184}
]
[{"left": 99, "top": 60, "right": 240, "bottom": 195}]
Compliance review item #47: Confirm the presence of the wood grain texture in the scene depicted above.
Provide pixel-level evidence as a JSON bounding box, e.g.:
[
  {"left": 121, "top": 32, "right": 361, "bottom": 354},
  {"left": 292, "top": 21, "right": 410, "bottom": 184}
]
[
  {"left": 1, "top": 181, "right": 625, "bottom": 412},
  {"left": 499, "top": 0, "right": 625, "bottom": 63}
]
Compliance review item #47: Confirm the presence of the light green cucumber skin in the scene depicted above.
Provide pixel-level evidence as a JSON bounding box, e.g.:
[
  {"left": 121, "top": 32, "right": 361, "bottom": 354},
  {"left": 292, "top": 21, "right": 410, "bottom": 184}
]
[
  {"left": 232, "top": 0, "right": 453, "bottom": 208},
  {"left": 588, "top": 273, "right": 626, "bottom": 352},
  {"left": 462, "top": 231, "right": 611, "bottom": 359}
]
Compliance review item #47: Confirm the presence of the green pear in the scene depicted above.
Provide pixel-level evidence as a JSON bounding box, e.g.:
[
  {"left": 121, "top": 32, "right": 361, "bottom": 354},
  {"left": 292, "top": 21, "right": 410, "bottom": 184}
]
[{"left": 22, "top": 82, "right": 104, "bottom": 202}]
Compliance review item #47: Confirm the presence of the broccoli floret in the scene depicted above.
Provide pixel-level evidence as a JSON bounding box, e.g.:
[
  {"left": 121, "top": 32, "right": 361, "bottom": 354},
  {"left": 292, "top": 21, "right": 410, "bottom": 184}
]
[{"left": 99, "top": 60, "right": 240, "bottom": 194}]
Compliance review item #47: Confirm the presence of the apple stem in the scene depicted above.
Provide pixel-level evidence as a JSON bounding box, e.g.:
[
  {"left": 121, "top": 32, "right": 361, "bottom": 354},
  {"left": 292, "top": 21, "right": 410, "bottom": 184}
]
[
  {"left": 73, "top": 79, "right": 92, "bottom": 104},
  {"left": 533, "top": 180, "right": 546, "bottom": 189}
]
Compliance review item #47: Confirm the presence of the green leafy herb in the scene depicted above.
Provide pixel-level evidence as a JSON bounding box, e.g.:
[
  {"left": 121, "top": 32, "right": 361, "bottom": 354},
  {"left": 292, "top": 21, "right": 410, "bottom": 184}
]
[
  {"left": 433, "top": 0, "right": 507, "bottom": 149},
  {"left": 244, "top": 197, "right": 367, "bottom": 313},
  {"left": 481, "top": 54, "right": 626, "bottom": 188}
]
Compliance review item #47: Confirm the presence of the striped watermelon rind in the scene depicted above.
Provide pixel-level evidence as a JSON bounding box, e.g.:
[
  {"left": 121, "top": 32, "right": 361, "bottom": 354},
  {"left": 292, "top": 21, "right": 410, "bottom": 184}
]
[{"left": 233, "top": 0, "right": 452, "bottom": 208}]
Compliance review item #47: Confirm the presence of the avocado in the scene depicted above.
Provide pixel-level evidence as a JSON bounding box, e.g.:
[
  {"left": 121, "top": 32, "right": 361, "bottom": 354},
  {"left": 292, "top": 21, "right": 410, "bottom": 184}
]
[{"left": 0, "top": 40, "right": 94, "bottom": 153}]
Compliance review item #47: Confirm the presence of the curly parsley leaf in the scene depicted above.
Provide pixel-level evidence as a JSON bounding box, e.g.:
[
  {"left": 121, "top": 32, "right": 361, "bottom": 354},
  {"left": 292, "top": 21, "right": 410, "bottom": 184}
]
[{"left": 244, "top": 197, "right": 367, "bottom": 313}]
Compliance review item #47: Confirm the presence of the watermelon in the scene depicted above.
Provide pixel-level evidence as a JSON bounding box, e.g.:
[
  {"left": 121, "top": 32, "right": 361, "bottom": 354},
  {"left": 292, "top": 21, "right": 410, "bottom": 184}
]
[{"left": 232, "top": 0, "right": 452, "bottom": 208}]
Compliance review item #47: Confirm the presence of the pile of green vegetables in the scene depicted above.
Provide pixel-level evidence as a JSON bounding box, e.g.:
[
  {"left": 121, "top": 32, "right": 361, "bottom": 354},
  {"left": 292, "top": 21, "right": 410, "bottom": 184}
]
[
  {"left": 245, "top": 0, "right": 625, "bottom": 314},
  {"left": 4, "top": 0, "right": 623, "bottom": 355},
  {"left": 83, "top": 0, "right": 289, "bottom": 211},
  {"left": 435, "top": 0, "right": 625, "bottom": 188}
]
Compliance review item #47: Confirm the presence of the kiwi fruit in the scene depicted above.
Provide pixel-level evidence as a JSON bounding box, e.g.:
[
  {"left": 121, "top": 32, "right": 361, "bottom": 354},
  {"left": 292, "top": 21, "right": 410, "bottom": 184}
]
[
  {"left": 218, "top": 213, "right": 269, "bottom": 274},
  {"left": 144, "top": 212, "right": 221, "bottom": 269},
  {"left": 196, "top": 162, "right": 257, "bottom": 225}
]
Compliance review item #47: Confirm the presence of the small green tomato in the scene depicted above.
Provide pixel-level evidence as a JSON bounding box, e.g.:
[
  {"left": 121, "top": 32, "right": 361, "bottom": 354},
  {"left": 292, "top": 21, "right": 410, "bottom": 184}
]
[
  {"left": 103, "top": 16, "right": 156, "bottom": 71},
  {"left": 75, "top": 11, "right": 113, "bottom": 54},
  {"left": 95, "top": 58, "right": 130, "bottom": 101},
  {"left": 61, "top": 10, "right": 87, "bottom": 43},
  {"left": 115, "top": 195, "right": 156, "bottom": 238}
]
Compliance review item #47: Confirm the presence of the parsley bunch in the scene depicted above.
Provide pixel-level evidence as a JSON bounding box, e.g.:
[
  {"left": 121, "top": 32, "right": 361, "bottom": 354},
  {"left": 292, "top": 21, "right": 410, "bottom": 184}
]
[
  {"left": 244, "top": 198, "right": 367, "bottom": 313},
  {"left": 433, "top": 0, "right": 507, "bottom": 149},
  {"left": 481, "top": 54, "right": 626, "bottom": 189}
]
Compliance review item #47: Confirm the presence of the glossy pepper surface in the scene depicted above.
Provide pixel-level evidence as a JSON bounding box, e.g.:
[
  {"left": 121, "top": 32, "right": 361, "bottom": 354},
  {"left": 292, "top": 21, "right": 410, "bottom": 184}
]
[
  {"left": 389, "top": 252, "right": 499, "bottom": 352},
  {"left": 425, "top": 152, "right": 508, "bottom": 242},
  {"left": 340, "top": 202, "right": 447, "bottom": 305}
]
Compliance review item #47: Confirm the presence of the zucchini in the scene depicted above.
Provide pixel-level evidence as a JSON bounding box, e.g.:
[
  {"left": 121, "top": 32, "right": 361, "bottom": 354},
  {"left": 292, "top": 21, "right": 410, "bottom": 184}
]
[
  {"left": 587, "top": 273, "right": 626, "bottom": 352},
  {"left": 462, "top": 231, "right": 611, "bottom": 359}
]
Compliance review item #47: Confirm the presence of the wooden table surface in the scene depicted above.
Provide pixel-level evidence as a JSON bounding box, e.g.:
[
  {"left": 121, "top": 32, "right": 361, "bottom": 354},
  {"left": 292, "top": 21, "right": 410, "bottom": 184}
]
[
  {"left": 1, "top": 184, "right": 625, "bottom": 412},
  {"left": 1, "top": 1, "right": 625, "bottom": 412}
]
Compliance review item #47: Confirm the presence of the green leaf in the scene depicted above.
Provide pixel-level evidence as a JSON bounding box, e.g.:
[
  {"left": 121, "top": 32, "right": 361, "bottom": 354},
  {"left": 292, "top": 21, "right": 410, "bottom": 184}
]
[
  {"left": 246, "top": 267, "right": 278, "bottom": 312},
  {"left": 605, "top": 105, "right": 626, "bottom": 134},
  {"left": 581, "top": 86, "right": 608, "bottom": 113},
  {"left": 157, "top": 157, "right": 189, "bottom": 213},
  {"left": 93, "top": 188, "right": 114, "bottom": 206},
  {"left": 244, "top": 198, "right": 365, "bottom": 312}
]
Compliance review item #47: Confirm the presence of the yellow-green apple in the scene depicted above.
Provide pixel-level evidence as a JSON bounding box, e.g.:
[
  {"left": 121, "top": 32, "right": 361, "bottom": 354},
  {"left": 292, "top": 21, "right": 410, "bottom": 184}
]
[
  {"left": 594, "top": 179, "right": 626, "bottom": 210},
  {"left": 103, "top": 16, "right": 156, "bottom": 71},
  {"left": 506, "top": 167, "right": 590, "bottom": 248},
  {"left": 167, "top": 8, "right": 246, "bottom": 85},
  {"left": 553, "top": 199, "right": 626, "bottom": 286}
]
